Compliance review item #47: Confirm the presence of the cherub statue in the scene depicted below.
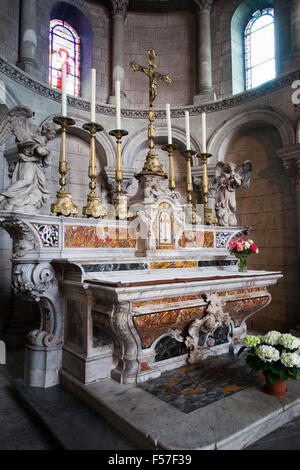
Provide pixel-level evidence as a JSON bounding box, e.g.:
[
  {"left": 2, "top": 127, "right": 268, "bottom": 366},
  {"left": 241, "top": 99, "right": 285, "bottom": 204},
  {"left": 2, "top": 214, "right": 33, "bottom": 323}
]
[
  {"left": 0, "top": 107, "right": 56, "bottom": 214},
  {"left": 213, "top": 160, "right": 252, "bottom": 226}
]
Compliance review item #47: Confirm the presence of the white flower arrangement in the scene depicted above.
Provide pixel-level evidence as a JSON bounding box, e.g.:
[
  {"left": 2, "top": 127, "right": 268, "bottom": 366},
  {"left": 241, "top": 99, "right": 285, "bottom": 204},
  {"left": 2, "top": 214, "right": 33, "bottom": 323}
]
[
  {"left": 257, "top": 345, "right": 280, "bottom": 363},
  {"left": 280, "top": 352, "right": 300, "bottom": 368},
  {"left": 239, "top": 330, "right": 300, "bottom": 383}
]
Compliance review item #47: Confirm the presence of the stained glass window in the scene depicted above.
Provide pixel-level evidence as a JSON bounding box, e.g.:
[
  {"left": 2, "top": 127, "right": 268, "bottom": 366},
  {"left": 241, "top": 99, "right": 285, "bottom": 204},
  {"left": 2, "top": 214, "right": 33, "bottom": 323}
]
[
  {"left": 245, "top": 8, "right": 275, "bottom": 90},
  {"left": 49, "top": 19, "right": 80, "bottom": 97}
]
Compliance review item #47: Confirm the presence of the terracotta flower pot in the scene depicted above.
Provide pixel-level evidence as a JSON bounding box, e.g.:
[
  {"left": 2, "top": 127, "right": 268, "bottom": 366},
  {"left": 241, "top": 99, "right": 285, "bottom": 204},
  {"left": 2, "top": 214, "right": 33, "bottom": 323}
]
[{"left": 264, "top": 377, "right": 287, "bottom": 396}]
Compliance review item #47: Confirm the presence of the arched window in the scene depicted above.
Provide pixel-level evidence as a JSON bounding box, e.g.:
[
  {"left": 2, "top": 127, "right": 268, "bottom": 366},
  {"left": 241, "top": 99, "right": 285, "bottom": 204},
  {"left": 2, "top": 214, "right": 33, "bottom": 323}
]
[
  {"left": 244, "top": 8, "right": 275, "bottom": 90},
  {"left": 49, "top": 19, "right": 80, "bottom": 97}
]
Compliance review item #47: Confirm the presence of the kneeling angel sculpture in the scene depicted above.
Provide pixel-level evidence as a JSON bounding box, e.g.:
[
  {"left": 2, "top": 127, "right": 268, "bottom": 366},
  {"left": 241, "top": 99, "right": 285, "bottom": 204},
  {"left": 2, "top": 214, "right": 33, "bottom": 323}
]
[
  {"left": 213, "top": 160, "right": 252, "bottom": 226},
  {"left": 0, "top": 107, "right": 56, "bottom": 214}
]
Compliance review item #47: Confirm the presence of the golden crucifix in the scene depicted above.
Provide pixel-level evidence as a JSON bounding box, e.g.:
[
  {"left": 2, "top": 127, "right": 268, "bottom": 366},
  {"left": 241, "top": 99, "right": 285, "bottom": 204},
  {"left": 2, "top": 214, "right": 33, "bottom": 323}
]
[{"left": 130, "top": 48, "right": 171, "bottom": 174}]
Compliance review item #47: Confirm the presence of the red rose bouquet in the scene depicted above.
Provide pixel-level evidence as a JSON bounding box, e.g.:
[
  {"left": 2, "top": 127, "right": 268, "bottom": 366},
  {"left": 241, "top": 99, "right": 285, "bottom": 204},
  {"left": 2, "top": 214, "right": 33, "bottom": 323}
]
[{"left": 229, "top": 237, "right": 259, "bottom": 272}]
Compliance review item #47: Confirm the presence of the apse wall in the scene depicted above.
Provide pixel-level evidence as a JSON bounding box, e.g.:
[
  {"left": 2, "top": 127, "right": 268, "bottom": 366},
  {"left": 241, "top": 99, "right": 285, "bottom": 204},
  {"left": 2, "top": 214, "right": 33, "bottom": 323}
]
[{"left": 123, "top": 10, "right": 196, "bottom": 107}]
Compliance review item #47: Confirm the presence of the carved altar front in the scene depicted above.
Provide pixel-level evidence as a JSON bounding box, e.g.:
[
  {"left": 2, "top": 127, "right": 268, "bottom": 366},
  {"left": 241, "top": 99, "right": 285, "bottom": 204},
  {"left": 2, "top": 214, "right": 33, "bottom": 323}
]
[{"left": 0, "top": 207, "right": 282, "bottom": 387}]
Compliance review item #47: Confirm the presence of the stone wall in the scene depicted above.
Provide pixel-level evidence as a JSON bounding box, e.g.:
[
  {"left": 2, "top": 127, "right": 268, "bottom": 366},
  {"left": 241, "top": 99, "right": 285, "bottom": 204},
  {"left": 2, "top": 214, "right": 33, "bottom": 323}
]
[
  {"left": 227, "top": 125, "right": 300, "bottom": 332},
  {"left": 123, "top": 10, "right": 196, "bottom": 107}
]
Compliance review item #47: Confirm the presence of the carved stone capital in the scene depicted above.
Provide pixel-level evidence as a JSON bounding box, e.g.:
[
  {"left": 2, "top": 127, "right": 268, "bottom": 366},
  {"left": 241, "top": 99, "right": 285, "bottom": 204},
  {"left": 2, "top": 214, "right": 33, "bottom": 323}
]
[
  {"left": 0, "top": 216, "right": 39, "bottom": 257},
  {"left": 110, "top": 0, "right": 129, "bottom": 18},
  {"left": 194, "top": 0, "right": 213, "bottom": 11},
  {"left": 102, "top": 165, "right": 135, "bottom": 201}
]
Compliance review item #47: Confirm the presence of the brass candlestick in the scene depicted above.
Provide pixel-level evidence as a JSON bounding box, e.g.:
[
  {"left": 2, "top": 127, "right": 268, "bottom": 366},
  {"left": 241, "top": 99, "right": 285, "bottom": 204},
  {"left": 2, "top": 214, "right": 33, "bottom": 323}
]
[
  {"left": 109, "top": 129, "right": 130, "bottom": 219},
  {"left": 162, "top": 143, "right": 177, "bottom": 191},
  {"left": 82, "top": 122, "right": 107, "bottom": 219},
  {"left": 183, "top": 149, "right": 201, "bottom": 224},
  {"left": 197, "top": 152, "right": 218, "bottom": 225},
  {"left": 51, "top": 116, "right": 79, "bottom": 217}
]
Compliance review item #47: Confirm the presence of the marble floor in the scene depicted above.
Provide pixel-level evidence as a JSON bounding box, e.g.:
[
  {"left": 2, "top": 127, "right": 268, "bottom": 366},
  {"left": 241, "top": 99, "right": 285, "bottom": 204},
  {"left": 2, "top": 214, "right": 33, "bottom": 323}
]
[{"left": 1, "top": 348, "right": 300, "bottom": 451}]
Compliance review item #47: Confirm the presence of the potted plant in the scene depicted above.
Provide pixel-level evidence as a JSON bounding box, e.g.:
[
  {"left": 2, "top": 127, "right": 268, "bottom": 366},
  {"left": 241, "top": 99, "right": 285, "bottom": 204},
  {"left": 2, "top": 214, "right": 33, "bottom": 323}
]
[
  {"left": 229, "top": 237, "right": 259, "bottom": 272},
  {"left": 238, "top": 331, "right": 300, "bottom": 396}
]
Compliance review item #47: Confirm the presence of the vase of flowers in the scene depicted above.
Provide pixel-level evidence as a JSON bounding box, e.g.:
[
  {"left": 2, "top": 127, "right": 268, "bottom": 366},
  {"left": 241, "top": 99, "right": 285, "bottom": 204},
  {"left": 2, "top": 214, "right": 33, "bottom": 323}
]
[
  {"left": 238, "top": 331, "right": 300, "bottom": 396},
  {"left": 229, "top": 237, "right": 259, "bottom": 272}
]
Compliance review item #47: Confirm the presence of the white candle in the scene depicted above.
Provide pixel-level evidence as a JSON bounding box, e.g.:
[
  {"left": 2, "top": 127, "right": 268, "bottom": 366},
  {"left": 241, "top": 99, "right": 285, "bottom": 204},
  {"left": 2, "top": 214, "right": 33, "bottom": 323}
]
[
  {"left": 201, "top": 112, "right": 206, "bottom": 153},
  {"left": 115, "top": 80, "right": 121, "bottom": 129},
  {"left": 61, "top": 63, "right": 67, "bottom": 117},
  {"left": 166, "top": 103, "right": 172, "bottom": 144},
  {"left": 90, "top": 68, "right": 96, "bottom": 122},
  {"left": 185, "top": 111, "right": 190, "bottom": 150}
]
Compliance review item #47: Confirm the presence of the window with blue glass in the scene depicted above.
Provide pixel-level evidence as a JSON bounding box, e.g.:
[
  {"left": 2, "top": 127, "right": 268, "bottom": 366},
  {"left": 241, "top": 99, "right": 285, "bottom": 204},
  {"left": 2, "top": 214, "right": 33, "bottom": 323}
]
[
  {"left": 245, "top": 8, "right": 275, "bottom": 90},
  {"left": 49, "top": 19, "right": 80, "bottom": 97}
]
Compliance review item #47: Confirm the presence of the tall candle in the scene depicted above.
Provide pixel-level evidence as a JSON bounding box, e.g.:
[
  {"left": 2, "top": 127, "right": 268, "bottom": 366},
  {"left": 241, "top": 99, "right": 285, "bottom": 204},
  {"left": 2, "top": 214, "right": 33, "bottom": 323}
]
[
  {"left": 166, "top": 103, "right": 172, "bottom": 144},
  {"left": 185, "top": 111, "right": 190, "bottom": 150},
  {"left": 115, "top": 80, "right": 121, "bottom": 129},
  {"left": 61, "top": 63, "right": 67, "bottom": 117},
  {"left": 201, "top": 112, "right": 206, "bottom": 153},
  {"left": 90, "top": 68, "right": 96, "bottom": 122}
]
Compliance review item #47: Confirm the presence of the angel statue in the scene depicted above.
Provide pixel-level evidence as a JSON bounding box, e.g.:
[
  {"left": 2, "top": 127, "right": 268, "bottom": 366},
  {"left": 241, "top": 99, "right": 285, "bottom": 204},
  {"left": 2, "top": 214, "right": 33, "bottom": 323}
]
[
  {"left": 213, "top": 160, "right": 252, "bottom": 226},
  {"left": 0, "top": 107, "right": 56, "bottom": 214}
]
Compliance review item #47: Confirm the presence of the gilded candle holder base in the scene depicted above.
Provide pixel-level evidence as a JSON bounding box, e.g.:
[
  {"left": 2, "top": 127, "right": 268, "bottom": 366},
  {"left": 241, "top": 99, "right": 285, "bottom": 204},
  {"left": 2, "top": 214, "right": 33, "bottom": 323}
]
[
  {"left": 82, "top": 122, "right": 107, "bottom": 219},
  {"left": 51, "top": 116, "right": 79, "bottom": 217},
  {"left": 197, "top": 152, "right": 218, "bottom": 226},
  {"left": 162, "top": 143, "right": 177, "bottom": 191}
]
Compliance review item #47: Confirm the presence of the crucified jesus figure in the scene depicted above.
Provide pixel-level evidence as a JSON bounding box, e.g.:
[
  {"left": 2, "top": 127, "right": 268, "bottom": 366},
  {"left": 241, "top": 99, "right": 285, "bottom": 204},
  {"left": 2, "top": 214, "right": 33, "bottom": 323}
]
[{"left": 130, "top": 48, "right": 171, "bottom": 106}]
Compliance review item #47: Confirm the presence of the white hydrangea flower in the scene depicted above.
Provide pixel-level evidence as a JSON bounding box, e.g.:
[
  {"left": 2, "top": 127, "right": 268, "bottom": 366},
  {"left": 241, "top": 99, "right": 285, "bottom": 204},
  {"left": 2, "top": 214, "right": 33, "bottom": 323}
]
[
  {"left": 262, "top": 330, "right": 281, "bottom": 346},
  {"left": 257, "top": 345, "right": 280, "bottom": 363},
  {"left": 280, "top": 351, "right": 300, "bottom": 368},
  {"left": 279, "top": 334, "right": 300, "bottom": 350},
  {"left": 242, "top": 335, "right": 261, "bottom": 347}
]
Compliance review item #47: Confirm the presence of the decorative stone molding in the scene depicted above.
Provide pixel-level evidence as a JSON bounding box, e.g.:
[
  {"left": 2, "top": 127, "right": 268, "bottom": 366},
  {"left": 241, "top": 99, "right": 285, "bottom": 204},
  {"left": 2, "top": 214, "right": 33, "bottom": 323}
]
[
  {"left": 0, "top": 216, "right": 39, "bottom": 257},
  {"left": 1, "top": 55, "right": 300, "bottom": 118}
]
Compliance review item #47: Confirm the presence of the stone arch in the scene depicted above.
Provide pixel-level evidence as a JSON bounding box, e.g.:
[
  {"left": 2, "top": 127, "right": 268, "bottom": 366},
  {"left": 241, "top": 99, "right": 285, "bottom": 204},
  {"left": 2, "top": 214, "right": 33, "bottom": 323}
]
[
  {"left": 231, "top": 0, "right": 274, "bottom": 94},
  {"left": 122, "top": 125, "right": 202, "bottom": 169},
  {"left": 40, "top": 114, "right": 116, "bottom": 169},
  {"left": 208, "top": 106, "right": 295, "bottom": 165}
]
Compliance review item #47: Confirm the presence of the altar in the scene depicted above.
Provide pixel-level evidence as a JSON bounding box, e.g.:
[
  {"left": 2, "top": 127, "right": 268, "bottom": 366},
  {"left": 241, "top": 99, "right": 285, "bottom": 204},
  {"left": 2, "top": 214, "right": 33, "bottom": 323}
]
[{"left": 0, "top": 49, "right": 282, "bottom": 391}]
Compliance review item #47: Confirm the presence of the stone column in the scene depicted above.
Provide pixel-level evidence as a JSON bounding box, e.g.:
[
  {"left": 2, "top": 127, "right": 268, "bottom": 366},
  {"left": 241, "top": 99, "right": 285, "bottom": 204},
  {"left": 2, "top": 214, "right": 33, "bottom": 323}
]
[
  {"left": 277, "top": 144, "right": 300, "bottom": 336},
  {"left": 193, "top": 0, "right": 216, "bottom": 105},
  {"left": 17, "top": 0, "right": 38, "bottom": 74},
  {"left": 291, "top": 0, "right": 300, "bottom": 60},
  {"left": 109, "top": 0, "right": 129, "bottom": 105}
]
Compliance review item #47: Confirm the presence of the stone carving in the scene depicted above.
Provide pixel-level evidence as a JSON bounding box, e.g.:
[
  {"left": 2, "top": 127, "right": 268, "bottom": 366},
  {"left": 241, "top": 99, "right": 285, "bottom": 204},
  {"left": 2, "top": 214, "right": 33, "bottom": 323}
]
[
  {"left": 0, "top": 106, "right": 56, "bottom": 213},
  {"left": 184, "top": 293, "right": 231, "bottom": 363},
  {"left": 213, "top": 160, "right": 252, "bottom": 226},
  {"left": 1, "top": 56, "right": 300, "bottom": 119},
  {"left": 12, "top": 262, "right": 63, "bottom": 348},
  {"left": 0, "top": 216, "right": 38, "bottom": 257},
  {"left": 194, "top": 0, "right": 214, "bottom": 11},
  {"left": 110, "top": 0, "right": 129, "bottom": 17}
]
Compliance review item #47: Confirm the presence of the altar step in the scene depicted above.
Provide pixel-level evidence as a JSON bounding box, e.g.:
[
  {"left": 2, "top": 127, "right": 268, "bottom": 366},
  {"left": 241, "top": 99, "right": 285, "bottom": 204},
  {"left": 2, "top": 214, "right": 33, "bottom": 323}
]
[
  {"left": 10, "top": 371, "right": 300, "bottom": 451},
  {"left": 12, "top": 378, "right": 136, "bottom": 450},
  {"left": 60, "top": 367, "right": 300, "bottom": 450}
]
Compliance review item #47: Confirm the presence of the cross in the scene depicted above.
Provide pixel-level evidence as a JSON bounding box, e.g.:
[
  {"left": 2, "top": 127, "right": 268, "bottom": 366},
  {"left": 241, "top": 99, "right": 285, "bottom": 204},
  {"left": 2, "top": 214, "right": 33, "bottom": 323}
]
[
  {"left": 161, "top": 212, "right": 171, "bottom": 242},
  {"left": 130, "top": 48, "right": 171, "bottom": 106}
]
